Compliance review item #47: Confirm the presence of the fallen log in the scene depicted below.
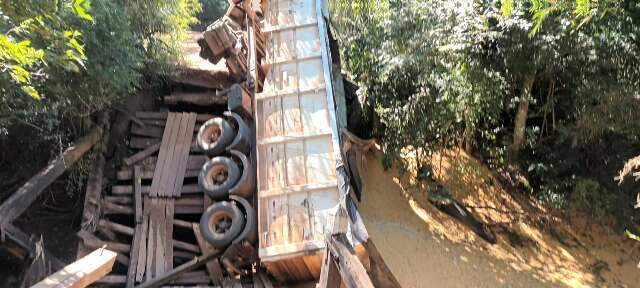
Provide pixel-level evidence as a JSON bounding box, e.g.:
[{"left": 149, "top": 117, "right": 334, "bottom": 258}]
[{"left": 0, "top": 118, "right": 105, "bottom": 227}]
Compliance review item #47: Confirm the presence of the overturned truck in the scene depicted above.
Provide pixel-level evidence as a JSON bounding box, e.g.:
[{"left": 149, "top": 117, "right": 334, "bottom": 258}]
[{"left": 1, "top": 0, "right": 399, "bottom": 287}]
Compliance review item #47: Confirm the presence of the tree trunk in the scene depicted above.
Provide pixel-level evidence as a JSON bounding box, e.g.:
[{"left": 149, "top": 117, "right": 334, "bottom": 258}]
[{"left": 510, "top": 73, "right": 535, "bottom": 159}]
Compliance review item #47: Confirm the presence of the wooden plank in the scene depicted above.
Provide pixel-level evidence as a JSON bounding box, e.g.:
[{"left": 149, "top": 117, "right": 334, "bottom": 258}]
[
  {"left": 173, "top": 113, "right": 197, "bottom": 197},
  {"left": 131, "top": 125, "right": 165, "bottom": 139},
  {"left": 111, "top": 184, "right": 201, "bottom": 195},
  {"left": 127, "top": 223, "right": 142, "bottom": 287},
  {"left": 318, "top": 250, "right": 341, "bottom": 288},
  {"left": 116, "top": 155, "right": 207, "bottom": 180},
  {"left": 285, "top": 141, "right": 306, "bottom": 186},
  {"left": 362, "top": 240, "right": 401, "bottom": 288},
  {"left": 326, "top": 234, "right": 374, "bottom": 288},
  {"left": 165, "top": 200, "right": 175, "bottom": 271},
  {"left": 135, "top": 252, "right": 220, "bottom": 288},
  {"left": 127, "top": 165, "right": 144, "bottom": 287},
  {"left": 160, "top": 114, "right": 185, "bottom": 197},
  {"left": 117, "top": 168, "right": 199, "bottom": 181},
  {"left": 192, "top": 223, "right": 223, "bottom": 286},
  {"left": 124, "top": 143, "right": 161, "bottom": 166},
  {"left": 129, "top": 137, "right": 161, "bottom": 150},
  {"left": 134, "top": 165, "right": 144, "bottom": 224},
  {"left": 146, "top": 199, "right": 159, "bottom": 281},
  {"left": 136, "top": 196, "right": 151, "bottom": 282},
  {"left": 283, "top": 95, "right": 302, "bottom": 135},
  {"left": 0, "top": 124, "right": 104, "bottom": 227},
  {"left": 164, "top": 91, "right": 227, "bottom": 106},
  {"left": 30, "top": 248, "right": 117, "bottom": 288},
  {"left": 103, "top": 200, "right": 135, "bottom": 215},
  {"left": 135, "top": 111, "right": 215, "bottom": 122},
  {"left": 99, "top": 219, "right": 134, "bottom": 236},
  {"left": 77, "top": 115, "right": 109, "bottom": 259},
  {"left": 151, "top": 113, "right": 178, "bottom": 197},
  {"left": 77, "top": 231, "right": 130, "bottom": 254}
]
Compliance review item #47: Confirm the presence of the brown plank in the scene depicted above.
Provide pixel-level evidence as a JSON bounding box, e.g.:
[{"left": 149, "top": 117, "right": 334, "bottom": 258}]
[
  {"left": 111, "top": 184, "right": 201, "bottom": 195},
  {"left": 103, "top": 200, "right": 134, "bottom": 215},
  {"left": 363, "top": 240, "right": 402, "bottom": 288},
  {"left": 127, "top": 165, "right": 144, "bottom": 287},
  {"left": 116, "top": 155, "right": 207, "bottom": 180},
  {"left": 130, "top": 125, "right": 165, "bottom": 139},
  {"left": 134, "top": 165, "right": 143, "bottom": 224},
  {"left": 172, "top": 219, "right": 195, "bottom": 229},
  {"left": 326, "top": 234, "right": 374, "bottom": 288},
  {"left": 318, "top": 251, "right": 341, "bottom": 288},
  {"left": 123, "top": 143, "right": 160, "bottom": 166},
  {"left": 99, "top": 219, "right": 134, "bottom": 236},
  {"left": 145, "top": 199, "right": 158, "bottom": 281},
  {"left": 136, "top": 196, "right": 151, "bottom": 282},
  {"left": 163, "top": 91, "right": 227, "bottom": 106},
  {"left": 117, "top": 168, "right": 198, "bottom": 181},
  {"left": 160, "top": 113, "right": 185, "bottom": 197},
  {"left": 127, "top": 224, "right": 142, "bottom": 287},
  {"left": 173, "top": 113, "right": 198, "bottom": 197},
  {"left": 129, "top": 137, "right": 160, "bottom": 150},
  {"left": 165, "top": 200, "right": 175, "bottom": 271},
  {"left": 192, "top": 223, "right": 223, "bottom": 285},
  {"left": 136, "top": 111, "right": 215, "bottom": 122},
  {"left": 150, "top": 113, "right": 178, "bottom": 197},
  {"left": 77, "top": 231, "right": 131, "bottom": 254}
]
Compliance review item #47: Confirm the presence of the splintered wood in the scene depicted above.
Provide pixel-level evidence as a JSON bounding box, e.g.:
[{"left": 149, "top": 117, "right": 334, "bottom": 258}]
[
  {"left": 133, "top": 112, "right": 197, "bottom": 282},
  {"left": 150, "top": 113, "right": 197, "bottom": 197}
]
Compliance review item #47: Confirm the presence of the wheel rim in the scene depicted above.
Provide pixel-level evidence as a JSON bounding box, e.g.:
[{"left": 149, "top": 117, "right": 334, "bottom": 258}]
[
  {"left": 207, "top": 164, "right": 228, "bottom": 185},
  {"left": 210, "top": 211, "right": 233, "bottom": 234},
  {"left": 203, "top": 125, "right": 222, "bottom": 145}
]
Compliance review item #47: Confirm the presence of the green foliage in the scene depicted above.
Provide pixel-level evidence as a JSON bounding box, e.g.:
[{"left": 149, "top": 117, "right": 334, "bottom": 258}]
[
  {"left": 571, "top": 178, "right": 619, "bottom": 219},
  {"left": 1, "top": 0, "right": 201, "bottom": 136},
  {"left": 331, "top": 0, "right": 640, "bottom": 226},
  {"left": 0, "top": 0, "right": 201, "bottom": 191},
  {"left": 194, "top": 0, "right": 228, "bottom": 30}
]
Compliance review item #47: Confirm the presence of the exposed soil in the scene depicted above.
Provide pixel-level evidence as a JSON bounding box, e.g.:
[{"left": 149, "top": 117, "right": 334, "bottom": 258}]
[{"left": 357, "top": 148, "right": 640, "bottom": 287}]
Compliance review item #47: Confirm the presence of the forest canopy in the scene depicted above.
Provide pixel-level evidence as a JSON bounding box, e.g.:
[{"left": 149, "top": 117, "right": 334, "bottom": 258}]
[{"left": 330, "top": 0, "right": 640, "bottom": 229}]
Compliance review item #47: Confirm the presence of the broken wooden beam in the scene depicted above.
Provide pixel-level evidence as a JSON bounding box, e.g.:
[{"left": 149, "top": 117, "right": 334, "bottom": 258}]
[
  {"left": 320, "top": 233, "right": 374, "bottom": 288},
  {"left": 0, "top": 224, "right": 65, "bottom": 269},
  {"left": 0, "top": 121, "right": 105, "bottom": 227},
  {"left": 163, "top": 91, "right": 227, "bottom": 107},
  {"left": 31, "top": 248, "right": 117, "bottom": 288},
  {"left": 136, "top": 251, "right": 221, "bottom": 288},
  {"left": 192, "top": 223, "right": 224, "bottom": 286},
  {"left": 124, "top": 143, "right": 161, "bottom": 166},
  {"left": 363, "top": 240, "right": 401, "bottom": 288}
]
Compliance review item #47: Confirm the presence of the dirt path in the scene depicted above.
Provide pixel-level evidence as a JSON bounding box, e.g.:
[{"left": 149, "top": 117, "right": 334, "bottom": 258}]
[{"left": 357, "top": 149, "right": 639, "bottom": 287}]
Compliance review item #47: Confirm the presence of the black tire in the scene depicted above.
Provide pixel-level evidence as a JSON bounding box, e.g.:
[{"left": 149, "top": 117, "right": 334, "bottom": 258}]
[
  {"left": 197, "top": 117, "right": 235, "bottom": 156},
  {"left": 199, "top": 157, "right": 241, "bottom": 199},
  {"left": 200, "top": 201, "right": 245, "bottom": 248}
]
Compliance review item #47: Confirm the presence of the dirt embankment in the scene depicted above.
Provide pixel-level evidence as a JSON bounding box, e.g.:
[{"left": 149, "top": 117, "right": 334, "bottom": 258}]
[{"left": 357, "top": 148, "right": 639, "bottom": 287}]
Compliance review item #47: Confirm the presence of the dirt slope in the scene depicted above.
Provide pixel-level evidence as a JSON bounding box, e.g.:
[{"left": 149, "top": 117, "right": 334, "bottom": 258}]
[{"left": 357, "top": 149, "right": 639, "bottom": 287}]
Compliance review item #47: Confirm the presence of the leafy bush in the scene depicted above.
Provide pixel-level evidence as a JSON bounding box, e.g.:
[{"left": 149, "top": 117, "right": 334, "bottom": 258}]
[
  {"left": 571, "top": 178, "right": 619, "bottom": 220},
  {"left": 0, "top": 0, "right": 201, "bottom": 190}
]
